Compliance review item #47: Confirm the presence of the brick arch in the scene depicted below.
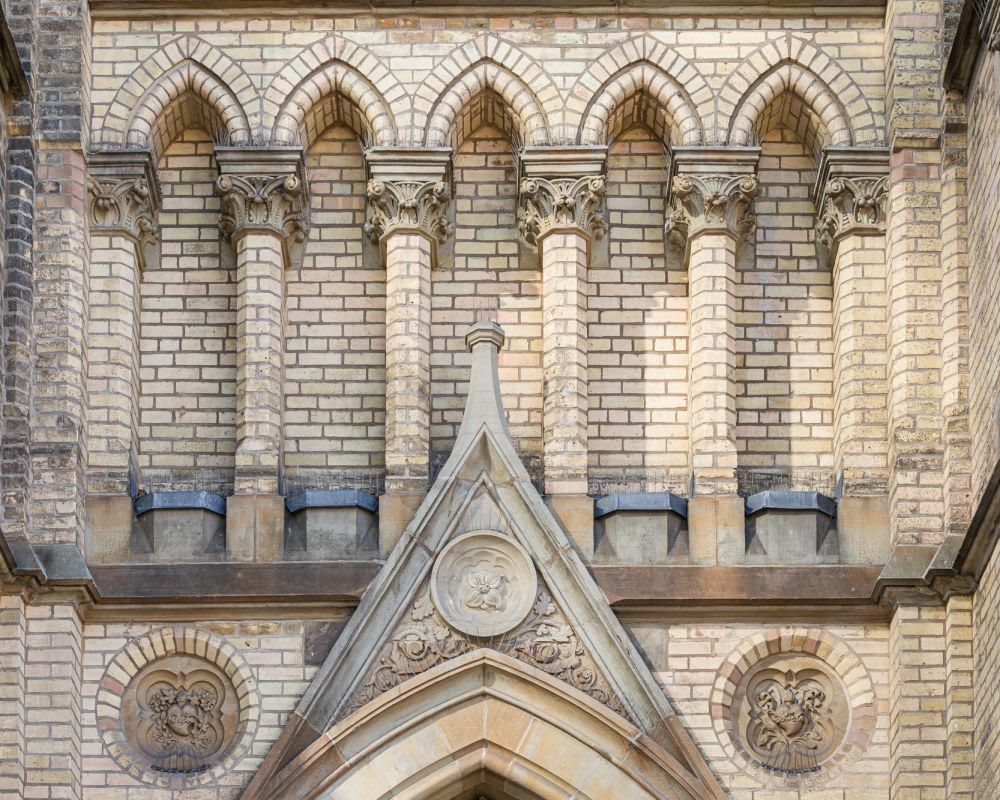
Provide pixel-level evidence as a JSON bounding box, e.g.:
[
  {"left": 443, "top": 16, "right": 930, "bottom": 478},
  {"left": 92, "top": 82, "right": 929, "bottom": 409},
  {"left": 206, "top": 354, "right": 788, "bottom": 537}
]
[
  {"left": 415, "top": 35, "right": 560, "bottom": 147},
  {"left": 101, "top": 35, "right": 257, "bottom": 146},
  {"left": 126, "top": 61, "right": 252, "bottom": 159},
  {"left": 716, "top": 34, "right": 878, "bottom": 146},
  {"left": 265, "top": 36, "right": 402, "bottom": 147},
  {"left": 569, "top": 35, "right": 710, "bottom": 145},
  {"left": 578, "top": 62, "right": 703, "bottom": 146},
  {"left": 730, "top": 61, "right": 852, "bottom": 156}
]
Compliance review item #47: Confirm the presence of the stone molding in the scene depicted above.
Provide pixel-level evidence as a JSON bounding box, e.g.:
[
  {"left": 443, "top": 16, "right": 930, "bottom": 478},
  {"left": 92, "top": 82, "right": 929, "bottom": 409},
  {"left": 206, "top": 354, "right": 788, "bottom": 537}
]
[
  {"left": 518, "top": 174, "right": 608, "bottom": 245},
  {"left": 665, "top": 172, "right": 759, "bottom": 244},
  {"left": 364, "top": 177, "right": 453, "bottom": 245},
  {"left": 86, "top": 150, "right": 160, "bottom": 268}
]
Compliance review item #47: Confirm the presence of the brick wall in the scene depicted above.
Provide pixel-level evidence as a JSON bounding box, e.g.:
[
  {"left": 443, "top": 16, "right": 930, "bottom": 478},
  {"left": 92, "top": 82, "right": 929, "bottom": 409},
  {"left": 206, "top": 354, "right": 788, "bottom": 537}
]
[
  {"left": 737, "top": 129, "right": 835, "bottom": 475},
  {"left": 138, "top": 130, "right": 237, "bottom": 481},
  {"left": 967, "top": 50, "right": 1000, "bottom": 510},
  {"left": 589, "top": 129, "right": 688, "bottom": 489},
  {"left": 286, "top": 126, "right": 385, "bottom": 472}
]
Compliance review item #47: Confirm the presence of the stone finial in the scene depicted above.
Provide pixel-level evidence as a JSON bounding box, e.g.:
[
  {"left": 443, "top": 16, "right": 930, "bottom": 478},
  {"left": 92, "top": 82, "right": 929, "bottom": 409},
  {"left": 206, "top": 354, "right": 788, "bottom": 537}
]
[
  {"left": 87, "top": 175, "right": 158, "bottom": 255},
  {"left": 815, "top": 174, "right": 888, "bottom": 264},
  {"left": 518, "top": 175, "right": 607, "bottom": 246},
  {"left": 364, "top": 178, "right": 453, "bottom": 245},
  {"left": 215, "top": 172, "right": 309, "bottom": 246},
  {"left": 665, "top": 173, "right": 759, "bottom": 245},
  {"left": 454, "top": 321, "right": 512, "bottom": 450}
]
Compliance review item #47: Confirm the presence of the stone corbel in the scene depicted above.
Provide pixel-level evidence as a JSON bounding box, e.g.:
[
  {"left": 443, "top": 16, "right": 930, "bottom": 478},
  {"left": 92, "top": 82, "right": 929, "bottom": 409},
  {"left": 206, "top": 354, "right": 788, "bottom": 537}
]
[
  {"left": 86, "top": 150, "right": 161, "bottom": 270},
  {"left": 364, "top": 147, "right": 453, "bottom": 267},
  {"left": 517, "top": 146, "right": 608, "bottom": 248},
  {"left": 814, "top": 148, "right": 890, "bottom": 267},
  {"left": 214, "top": 147, "right": 309, "bottom": 269}
]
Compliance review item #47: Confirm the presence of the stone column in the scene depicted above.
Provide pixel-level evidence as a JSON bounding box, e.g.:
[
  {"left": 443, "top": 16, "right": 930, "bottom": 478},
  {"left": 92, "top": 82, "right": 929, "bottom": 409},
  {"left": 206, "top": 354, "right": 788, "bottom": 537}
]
[
  {"left": 215, "top": 147, "right": 308, "bottom": 560},
  {"left": 364, "top": 149, "right": 452, "bottom": 556},
  {"left": 815, "top": 151, "right": 891, "bottom": 564},
  {"left": 665, "top": 151, "right": 757, "bottom": 564},
  {"left": 519, "top": 147, "right": 607, "bottom": 556},
  {"left": 85, "top": 151, "right": 159, "bottom": 562}
]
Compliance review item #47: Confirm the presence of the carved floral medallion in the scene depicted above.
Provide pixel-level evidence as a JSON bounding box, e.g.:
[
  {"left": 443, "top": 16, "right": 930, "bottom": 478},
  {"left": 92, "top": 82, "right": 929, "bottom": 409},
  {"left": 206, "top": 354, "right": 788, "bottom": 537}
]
[
  {"left": 431, "top": 531, "right": 537, "bottom": 638},
  {"left": 97, "top": 627, "right": 259, "bottom": 789}
]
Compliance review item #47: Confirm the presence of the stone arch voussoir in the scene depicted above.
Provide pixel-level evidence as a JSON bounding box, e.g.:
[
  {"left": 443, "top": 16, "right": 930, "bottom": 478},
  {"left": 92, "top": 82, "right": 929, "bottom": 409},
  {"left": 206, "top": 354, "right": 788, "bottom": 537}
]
[
  {"left": 265, "top": 36, "right": 403, "bottom": 147},
  {"left": 415, "top": 35, "right": 560, "bottom": 147}
]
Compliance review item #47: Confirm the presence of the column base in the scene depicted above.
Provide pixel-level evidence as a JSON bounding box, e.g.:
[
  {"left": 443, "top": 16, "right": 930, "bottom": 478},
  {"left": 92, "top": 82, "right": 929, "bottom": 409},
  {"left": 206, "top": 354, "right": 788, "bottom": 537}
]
[
  {"left": 227, "top": 494, "right": 285, "bottom": 561},
  {"left": 688, "top": 495, "right": 744, "bottom": 565},
  {"left": 545, "top": 494, "right": 595, "bottom": 558},
  {"left": 379, "top": 491, "right": 425, "bottom": 558}
]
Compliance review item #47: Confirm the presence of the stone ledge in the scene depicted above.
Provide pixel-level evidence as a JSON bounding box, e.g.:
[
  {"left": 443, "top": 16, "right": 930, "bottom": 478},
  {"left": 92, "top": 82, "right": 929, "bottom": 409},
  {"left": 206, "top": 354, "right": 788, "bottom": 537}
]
[{"left": 592, "top": 564, "right": 884, "bottom": 607}]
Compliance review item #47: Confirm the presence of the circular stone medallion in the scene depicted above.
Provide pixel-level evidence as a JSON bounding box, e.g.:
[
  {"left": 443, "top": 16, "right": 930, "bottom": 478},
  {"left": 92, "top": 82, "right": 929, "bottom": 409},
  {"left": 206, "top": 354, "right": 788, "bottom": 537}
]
[{"left": 431, "top": 530, "right": 537, "bottom": 638}]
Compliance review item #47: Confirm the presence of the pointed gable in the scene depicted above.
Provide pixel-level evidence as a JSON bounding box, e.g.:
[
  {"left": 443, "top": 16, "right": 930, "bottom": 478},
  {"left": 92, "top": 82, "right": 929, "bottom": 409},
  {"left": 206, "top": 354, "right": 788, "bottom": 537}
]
[{"left": 245, "top": 322, "right": 725, "bottom": 800}]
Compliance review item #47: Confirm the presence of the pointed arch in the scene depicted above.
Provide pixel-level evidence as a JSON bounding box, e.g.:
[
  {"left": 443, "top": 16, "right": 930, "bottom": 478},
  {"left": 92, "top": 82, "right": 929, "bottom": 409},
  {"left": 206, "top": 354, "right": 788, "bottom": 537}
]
[
  {"left": 579, "top": 62, "right": 703, "bottom": 147},
  {"left": 716, "top": 34, "right": 878, "bottom": 147},
  {"left": 259, "top": 651, "right": 710, "bottom": 800},
  {"left": 124, "top": 61, "right": 251, "bottom": 159},
  {"left": 569, "top": 35, "right": 710, "bottom": 146},
  {"left": 265, "top": 35, "right": 402, "bottom": 147},
  {"left": 101, "top": 35, "right": 257, "bottom": 148},
  {"left": 415, "top": 35, "right": 559, "bottom": 147},
  {"left": 729, "top": 61, "right": 852, "bottom": 156}
]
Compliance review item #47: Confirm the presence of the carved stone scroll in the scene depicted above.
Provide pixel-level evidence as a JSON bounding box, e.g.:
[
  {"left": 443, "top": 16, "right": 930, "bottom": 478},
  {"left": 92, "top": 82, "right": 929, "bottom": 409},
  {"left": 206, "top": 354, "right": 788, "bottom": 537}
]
[
  {"left": 87, "top": 175, "right": 158, "bottom": 256},
  {"left": 364, "top": 178, "right": 453, "bottom": 244},
  {"left": 665, "top": 172, "right": 759, "bottom": 245},
  {"left": 815, "top": 174, "right": 888, "bottom": 265},
  {"left": 216, "top": 172, "right": 309, "bottom": 247}
]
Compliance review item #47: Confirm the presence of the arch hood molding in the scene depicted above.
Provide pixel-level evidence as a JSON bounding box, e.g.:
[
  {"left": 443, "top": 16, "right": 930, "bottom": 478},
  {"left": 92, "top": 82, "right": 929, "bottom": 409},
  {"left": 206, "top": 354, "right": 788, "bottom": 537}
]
[{"left": 244, "top": 322, "right": 725, "bottom": 800}]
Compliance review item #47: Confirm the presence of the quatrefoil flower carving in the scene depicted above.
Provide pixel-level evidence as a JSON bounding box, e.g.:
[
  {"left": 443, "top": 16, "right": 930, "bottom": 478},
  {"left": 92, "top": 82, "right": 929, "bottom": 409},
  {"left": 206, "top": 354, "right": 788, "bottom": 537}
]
[{"left": 465, "top": 570, "right": 505, "bottom": 611}]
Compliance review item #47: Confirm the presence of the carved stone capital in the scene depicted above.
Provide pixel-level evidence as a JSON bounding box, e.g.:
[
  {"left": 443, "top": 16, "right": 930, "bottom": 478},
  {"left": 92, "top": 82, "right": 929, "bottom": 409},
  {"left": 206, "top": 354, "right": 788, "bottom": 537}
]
[
  {"left": 364, "top": 178, "right": 453, "bottom": 245},
  {"left": 815, "top": 174, "right": 888, "bottom": 261},
  {"left": 518, "top": 174, "right": 607, "bottom": 246},
  {"left": 215, "top": 172, "right": 309, "bottom": 246},
  {"left": 87, "top": 175, "right": 158, "bottom": 249},
  {"left": 86, "top": 150, "right": 161, "bottom": 269},
  {"left": 665, "top": 173, "right": 759, "bottom": 245}
]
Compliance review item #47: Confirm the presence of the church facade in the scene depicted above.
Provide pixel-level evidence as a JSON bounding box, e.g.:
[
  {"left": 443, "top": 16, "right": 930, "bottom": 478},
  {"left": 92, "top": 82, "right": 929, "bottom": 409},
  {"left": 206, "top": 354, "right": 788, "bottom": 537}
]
[{"left": 2, "top": 0, "right": 1000, "bottom": 797}]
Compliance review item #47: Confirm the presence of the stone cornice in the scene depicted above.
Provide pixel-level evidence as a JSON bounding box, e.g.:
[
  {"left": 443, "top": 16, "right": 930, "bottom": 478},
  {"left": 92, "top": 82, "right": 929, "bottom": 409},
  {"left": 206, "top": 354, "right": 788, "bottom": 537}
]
[
  {"left": 813, "top": 147, "right": 889, "bottom": 265},
  {"left": 214, "top": 146, "right": 309, "bottom": 267},
  {"left": 86, "top": 150, "right": 161, "bottom": 269},
  {"left": 518, "top": 174, "right": 608, "bottom": 246}
]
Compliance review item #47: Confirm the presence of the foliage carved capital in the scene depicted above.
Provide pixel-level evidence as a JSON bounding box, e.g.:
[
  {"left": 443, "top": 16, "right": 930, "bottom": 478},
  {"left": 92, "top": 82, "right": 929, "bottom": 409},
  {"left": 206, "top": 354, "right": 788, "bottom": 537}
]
[
  {"left": 815, "top": 175, "right": 888, "bottom": 263},
  {"left": 665, "top": 172, "right": 759, "bottom": 244},
  {"left": 364, "top": 178, "right": 453, "bottom": 244},
  {"left": 518, "top": 175, "right": 607, "bottom": 246},
  {"left": 215, "top": 172, "right": 309, "bottom": 247},
  {"left": 87, "top": 175, "right": 158, "bottom": 255}
]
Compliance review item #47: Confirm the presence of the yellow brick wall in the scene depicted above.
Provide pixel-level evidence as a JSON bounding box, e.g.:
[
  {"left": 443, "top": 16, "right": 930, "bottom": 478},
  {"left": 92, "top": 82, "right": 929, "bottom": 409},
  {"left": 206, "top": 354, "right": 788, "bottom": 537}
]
[
  {"left": 967, "top": 51, "right": 1000, "bottom": 510},
  {"left": 138, "top": 130, "right": 237, "bottom": 481}
]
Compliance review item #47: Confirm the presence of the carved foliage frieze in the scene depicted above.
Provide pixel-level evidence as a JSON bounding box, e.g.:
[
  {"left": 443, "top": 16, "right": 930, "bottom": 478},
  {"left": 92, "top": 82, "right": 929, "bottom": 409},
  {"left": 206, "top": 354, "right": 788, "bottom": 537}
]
[{"left": 345, "top": 530, "right": 628, "bottom": 721}]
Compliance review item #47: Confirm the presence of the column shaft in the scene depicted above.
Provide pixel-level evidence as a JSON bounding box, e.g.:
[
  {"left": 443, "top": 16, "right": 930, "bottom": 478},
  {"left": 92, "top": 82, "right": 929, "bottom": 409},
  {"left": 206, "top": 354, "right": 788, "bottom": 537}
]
[
  {"left": 831, "top": 233, "right": 890, "bottom": 492},
  {"left": 687, "top": 231, "right": 739, "bottom": 496},
  {"left": 384, "top": 232, "right": 432, "bottom": 490},
  {"left": 540, "top": 231, "right": 589, "bottom": 496},
  {"left": 234, "top": 232, "right": 285, "bottom": 495}
]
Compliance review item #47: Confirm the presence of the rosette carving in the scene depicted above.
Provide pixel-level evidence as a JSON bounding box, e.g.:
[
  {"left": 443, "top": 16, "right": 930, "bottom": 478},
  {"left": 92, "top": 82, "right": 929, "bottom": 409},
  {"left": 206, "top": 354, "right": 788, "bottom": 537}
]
[
  {"left": 363, "top": 178, "right": 453, "bottom": 243},
  {"left": 518, "top": 175, "right": 607, "bottom": 245},
  {"left": 215, "top": 172, "right": 309, "bottom": 246},
  {"left": 665, "top": 173, "right": 759, "bottom": 245},
  {"left": 87, "top": 175, "right": 158, "bottom": 251},
  {"left": 815, "top": 175, "right": 888, "bottom": 264}
]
